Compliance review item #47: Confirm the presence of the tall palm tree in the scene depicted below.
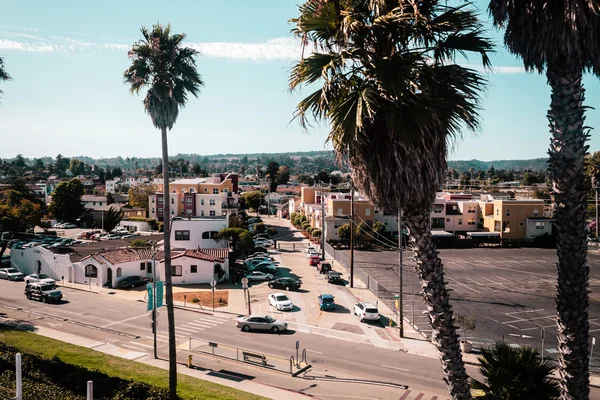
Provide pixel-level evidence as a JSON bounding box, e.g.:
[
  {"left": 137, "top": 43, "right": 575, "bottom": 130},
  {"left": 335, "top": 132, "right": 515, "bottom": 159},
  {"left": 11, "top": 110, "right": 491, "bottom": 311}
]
[
  {"left": 290, "top": 1, "right": 492, "bottom": 398},
  {"left": 470, "top": 342, "right": 560, "bottom": 400},
  {"left": 488, "top": 2, "right": 600, "bottom": 397},
  {"left": 0, "top": 57, "right": 10, "bottom": 99},
  {"left": 124, "top": 23, "right": 203, "bottom": 399}
]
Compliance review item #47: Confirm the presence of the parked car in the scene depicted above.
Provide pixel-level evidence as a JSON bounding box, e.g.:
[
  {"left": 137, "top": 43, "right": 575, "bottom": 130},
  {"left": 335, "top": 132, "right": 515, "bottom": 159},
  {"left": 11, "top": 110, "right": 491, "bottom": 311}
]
[
  {"left": 268, "top": 277, "right": 301, "bottom": 291},
  {"left": 305, "top": 246, "right": 316, "bottom": 255},
  {"left": 248, "top": 263, "right": 277, "bottom": 274},
  {"left": 62, "top": 223, "right": 77, "bottom": 229},
  {"left": 268, "top": 293, "right": 293, "bottom": 311},
  {"left": 354, "top": 302, "right": 380, "bottom": 322},
  {"left": 245, "top": 271, "right": 274, "bottom": 282},
  {"left": 117, "top": 275, "right": 150, "bottom": 289},
  {"left": 24, "top": 282, "right": 63, "bottom": 303},
  {"left": 317, "top": 262, "right": 332, "bottom": 274},
  {"left": 309, "top": 255, "right": 321, "bottom": 266},
  {"left": 306, "top": 250, "right": 320, "bottom": 259},
  {"left": 327, "top": 271, "right": 343, "bottom": 284},
  {"left": 25, "top": 274, "right": 56, "bottom": 285},
  {"left": 248, "top": 252, "right": 270, "bottom": 258},
  {"left": 0, "top": 267, "right": 24, "bottom": 281},
  {"left": 244, "top": 257, "right": 272, "bottom": 265},
  {"left": 236, "top": 314, "right": 287, "bottom": 333},
  {"left": 318, "top": 294, "right": 336, "bottom": 311}
]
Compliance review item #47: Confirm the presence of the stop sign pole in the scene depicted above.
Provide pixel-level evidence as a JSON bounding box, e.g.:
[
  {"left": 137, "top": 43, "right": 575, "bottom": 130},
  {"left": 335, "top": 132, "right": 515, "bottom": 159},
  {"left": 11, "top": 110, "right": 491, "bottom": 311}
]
[
  {"left": 241, "top": 277, "right": 250, "bottom": 315},
  {"left": 211, "top": 279, "right": 217, "bottom": 312}
]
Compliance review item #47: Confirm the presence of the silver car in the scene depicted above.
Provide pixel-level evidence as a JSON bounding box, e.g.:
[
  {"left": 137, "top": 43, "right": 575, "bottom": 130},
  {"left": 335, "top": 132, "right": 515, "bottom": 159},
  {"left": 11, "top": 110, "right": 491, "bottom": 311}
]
[
  {"left": 245, "top": 271, "right": 274, "bottom": 282},
  {"left": 0, "top": 268, "right": 24, "bottom": 281},
  {"left": 24, "top": 274, "right": 56, "bottom": 285},
  {"left": 236, "top": 314, "right": 288, "bottom": 333}
]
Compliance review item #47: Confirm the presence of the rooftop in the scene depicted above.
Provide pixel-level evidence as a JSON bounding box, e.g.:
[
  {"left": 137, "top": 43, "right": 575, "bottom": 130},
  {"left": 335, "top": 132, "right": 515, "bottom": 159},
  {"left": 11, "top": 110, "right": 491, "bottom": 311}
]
[{"left": 171, "top": 178, "right": 207, "bottom": 185}]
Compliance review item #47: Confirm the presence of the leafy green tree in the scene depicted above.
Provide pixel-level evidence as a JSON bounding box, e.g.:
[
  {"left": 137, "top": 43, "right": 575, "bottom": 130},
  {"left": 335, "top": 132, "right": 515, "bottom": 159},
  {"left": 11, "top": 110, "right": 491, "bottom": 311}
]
[
  {"left": 276, "top": 165, "right": 290, "bottom": 185},
  {"left": 54, "top": 154, "right": 70, "bottom": 175},
  {"left": 240, "top": 190, "right": 263, "bottom": 210},
  {"left": 470, "top": 342, "right": 559, "bottom": 399},
  {"left": 33, "top": 158, "right": 45, "bottom": 171},
  {"left": 12, "top": 154, "right": 26, "bottom": 168},
  {"left": 488, "top": 1, "right": 600, "bottom": 395},
  {"left": 312, "top": 229, "right": 321, "bottom": 238},
  {"left": 124, "top": 23, "right": 203, "bottom": 398},
  {"left": 337, "top": 224, "right": 350, "bottom": 246},
  {"left": 0, "top": 56, "right": 10, "bottom": 101},
  {"left": 130, "top": 239, "right": 152, "bottom": 248},
  {"left": 111, "top": 167, "right": 123, "bottom": 177},
  {"left": 128, "top": 184, "right": 156, "bottom": 209},
  {"left": 48, "top": 178, "right": 85, "bottom": 223},
  {"left": 216, "top": 227, "right": 253, "bottom": 258},
  {"left": 266, "top": 161, "right": 280, "bottom": 192},
  {"left": 290, "top": 1, "right": 492, "bottom": 396},
  {"left": 254, "top": 222, "right": 266, "bottom": 234},
  {"left": 372, "top": 221, "right": 386, "bottom": 239},
  {"left": 102, "top": 206, "right": 124, "bottom": 233},
  {"left": 68, "top": 159, "right": 85, "bottom": 176},
  {"left": 0, "top": 186, "right": 44, "bottom": 257}
]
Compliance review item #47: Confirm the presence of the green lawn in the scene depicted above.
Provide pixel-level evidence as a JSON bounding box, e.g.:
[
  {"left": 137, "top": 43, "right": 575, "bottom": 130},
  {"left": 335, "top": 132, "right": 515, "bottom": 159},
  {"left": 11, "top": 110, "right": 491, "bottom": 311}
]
[{"left": 0, "top": 329, "right": 266, "bottom": 400}]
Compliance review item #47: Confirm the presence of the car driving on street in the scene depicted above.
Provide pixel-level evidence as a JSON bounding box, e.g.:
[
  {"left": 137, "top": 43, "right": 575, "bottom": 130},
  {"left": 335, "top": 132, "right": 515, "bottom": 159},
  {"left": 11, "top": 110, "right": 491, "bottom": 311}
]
[
  {"left": 268, "top": 293, "right": 293, "bottom": 311},
  {"left": 318, "top": 294, "right": 336, "bottom": 311},
  {"left": 24, "top": 282, "right": 63, "bottom": 303},
  {"left": 236, "top": 314, "right": 288, "bottom": 333},
  {"left": 0, "top": 267, "right": 24, "bottom": 281},
  {"left": 24, "top": 273, "right": 56, "bottom": 285},
  {"left": 268, "top": 277, "right": 301, "bottom": 291}
]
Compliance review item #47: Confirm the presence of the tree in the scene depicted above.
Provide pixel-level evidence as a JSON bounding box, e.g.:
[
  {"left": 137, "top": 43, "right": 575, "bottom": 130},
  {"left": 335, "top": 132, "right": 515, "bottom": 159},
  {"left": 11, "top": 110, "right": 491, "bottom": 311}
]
[
  {"left": 488, "top": 1, "right": 599, "bottom": 396},
  {"left": 111, "top": 167, "right": 123, "bottom": 177},
  {"left": 0, "top": 186, "right": 44, "bottom": 257},
  {"left": 102, "top": 206, "right": 124, "bottom": 233},
  {"left": 372, "top": 221, "right": 386, "bottom": 239},
  {"left": 276, "top": 165, "right": 290, "bottom": 185},
  {"left": 337, "top": 224, "right": 350, "bottom": 246},
  {"left": 240, "top": 190, "right": 263, "bottom": 210},
  {"left": 106, "top": 192, "right": 115, "bottom": 205},
  {"left": 290, "top": 1, "right": 491, "bottom": 397},
  {"left": 128, "top": 184, "right": 156, "bottom": 209},
  {"left": 266, "top": 161, "right": 279, "bottom": 192},
  {"left": 130, "top": 239, "right": 152, "bottom": 248},
  {"left": 470, "top": 342, "right": 559, "bottom": 399},
  {"left": 0, "top": 56, "right": 10, "bottom": 101},
  {"left": 216, "top": 227, "right": 253, "bottom": 257},
  {"left": 69, "top": 159, "right": 85, "bottom": 176},
  {"left": 48, "top": 178, "right": 85, "bottom": 223},
  {"left": 54, "top": 154, "right": 70, "bottom": 175},
  {"left": 254, "top": 222, "right": 266, "bottom": 234},
  {"left": 33, "top": 158, "right": 45, "bottom": 171},
  {"left": 12, "top": 154, "right": 26, "bottom": 168},
  {"left": 124, "top": 23, "right": 203, "bottom": 398}
]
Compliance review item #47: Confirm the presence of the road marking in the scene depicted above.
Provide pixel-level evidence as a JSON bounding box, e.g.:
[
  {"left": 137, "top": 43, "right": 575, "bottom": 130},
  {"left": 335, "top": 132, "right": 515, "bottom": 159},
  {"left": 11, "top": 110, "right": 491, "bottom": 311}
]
[
  {"left": 101, "top": 314, "right": 147, "bottom": 328},
  {"left": 306, "top": 349, "right": 323, "bottom": 354},
  {"left": 177, "top": 326, "right": 197, "bottom": 333},
  {"left": 506, "top": 309, "right": 545, "bottom": 316},
  {"left": 381, "top": 364, "right": 410, "bottom": 372},
  {"left": 120, "top": 344, "right": 147, "bottom": 352},
  {"left": 200, "top": 316, "right": 228, "bottom": 323},
  {"left": 234, "top": 334, "right": 251, "bottom": 339},
  {"left": 147, "top": 336, "right": 168, "bottom": 343},
  {"left": 131, "top": 341, "right": 153, "bottom": 349},
  {"left": 447, "top": 277, "right": 481, "bottom": 294},
  {"left": 187, "top": 321, "right": 217, "bottom": 328},
  {"left": 308, "top": 395, "right": 381, "bottom": 400}
]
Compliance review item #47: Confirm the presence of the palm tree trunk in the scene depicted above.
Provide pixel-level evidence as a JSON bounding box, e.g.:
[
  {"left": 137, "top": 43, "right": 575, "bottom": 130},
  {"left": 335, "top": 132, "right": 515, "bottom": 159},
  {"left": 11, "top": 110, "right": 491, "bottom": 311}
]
[
  {"left": 547, "top": 66, "right": 590, "bottom": 399},
  {"left": 403, "top": 206, "right": 471, "bottom": 400},
  {"left": 161, "top": 126, "right": 177, "bottom": 399}
]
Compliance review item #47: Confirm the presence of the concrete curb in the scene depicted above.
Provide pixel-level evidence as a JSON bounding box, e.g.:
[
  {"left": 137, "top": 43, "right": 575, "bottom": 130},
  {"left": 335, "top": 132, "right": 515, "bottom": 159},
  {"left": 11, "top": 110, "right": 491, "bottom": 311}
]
[{"left": 58, "top": 284, "right": 99, "bottom": 294}]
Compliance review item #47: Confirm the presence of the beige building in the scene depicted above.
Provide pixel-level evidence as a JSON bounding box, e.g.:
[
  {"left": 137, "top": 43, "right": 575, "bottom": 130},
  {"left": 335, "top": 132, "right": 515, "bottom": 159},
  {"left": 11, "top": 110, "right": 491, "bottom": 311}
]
[{"left": 479, "top": 199, "right": 545, "bottom": 240}]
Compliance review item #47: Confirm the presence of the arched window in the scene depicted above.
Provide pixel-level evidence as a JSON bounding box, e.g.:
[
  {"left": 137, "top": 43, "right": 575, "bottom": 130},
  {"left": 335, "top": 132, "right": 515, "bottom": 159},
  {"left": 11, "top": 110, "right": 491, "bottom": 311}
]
[
  {"left": 202, "top": 231, "right": 210, "bottom": 239},
  {"left": 85, "top": 265, "right": 98, "bottom": 278},
  {"left": 116, "top": 267, "right": 122, "bottom": 278}
]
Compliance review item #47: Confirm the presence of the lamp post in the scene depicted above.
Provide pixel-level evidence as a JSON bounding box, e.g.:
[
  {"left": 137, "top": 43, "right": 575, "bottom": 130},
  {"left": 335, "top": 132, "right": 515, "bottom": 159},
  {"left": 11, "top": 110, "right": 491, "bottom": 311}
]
[
  {"left": 152, "top": 241, "right": 158, "bottom": 359},
  {"left": 398, "top": 210, "right": 404, "bottom": 338}
]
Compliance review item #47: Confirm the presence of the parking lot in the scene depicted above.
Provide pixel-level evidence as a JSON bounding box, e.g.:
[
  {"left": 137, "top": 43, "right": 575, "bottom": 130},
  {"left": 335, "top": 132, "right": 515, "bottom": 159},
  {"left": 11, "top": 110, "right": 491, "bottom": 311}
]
[{"left": 339, "top": 247, "right": 600, "bottom": 361}]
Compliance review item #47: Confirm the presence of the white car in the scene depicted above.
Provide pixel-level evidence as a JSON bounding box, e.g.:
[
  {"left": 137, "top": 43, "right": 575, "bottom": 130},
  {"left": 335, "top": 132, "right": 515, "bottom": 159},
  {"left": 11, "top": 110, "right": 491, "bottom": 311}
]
[
  {"left": 306, "top": 250, "right": 320, "bottom": 259},
  {"left": 354, "top": 302, "right": 380, "bottom": 322},
  {"left": 245, "top": 271, "right": 274, "bottom": 282},
  {"left": 62, "top": 223, "right": 77, "bottom": 229},
  {"left": 25, "top": 273, "right": 56, "bottom": 285},
  {"left": 0, "top": 268, "right": 24, "bottom": 281},
  {"left": 269, "top": 293, "right": 293, "bottom": 311},
  {"left": 305, "top": 246, "right": 316, "bottom": 254}
]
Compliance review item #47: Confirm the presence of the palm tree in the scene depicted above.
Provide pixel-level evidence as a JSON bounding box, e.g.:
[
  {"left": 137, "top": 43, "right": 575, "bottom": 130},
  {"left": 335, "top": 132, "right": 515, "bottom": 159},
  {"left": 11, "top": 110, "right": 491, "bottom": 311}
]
[
  {"left": 470, "top": 342, "right": 560, "bottom": 399},
  {"left": 290, "top": 1, "right": 492, "bottom": 398},
  {"left": 124, "top": 23, "right": 203, "bottom": 399},
  {"left": 0, "top": 56, "right": 10, "bottom": 99},
  {"left": 488, "top": 2, "right": 600, "bottom": 397}
]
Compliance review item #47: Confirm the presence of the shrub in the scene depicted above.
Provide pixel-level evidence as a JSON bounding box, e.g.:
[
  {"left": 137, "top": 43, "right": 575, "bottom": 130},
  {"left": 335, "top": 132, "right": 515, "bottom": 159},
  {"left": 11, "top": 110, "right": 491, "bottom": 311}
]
[
  {"left": 267, "top": 227, "right": 277, "bottom": 236},
  {"left": 301, "top": 222, "right": 311, "bottom": 231},
  {"left": 130, "top": 239, "right": 152, "bottom": 248},
  {"left": 290, "top": 212, "right": 298, "bottom": 221},
  {"left": 312, "top": 229, "right": 322, "bottom": 238},
  {"left": 306, "top": 227, "right": 314, "bottom": 234},
  {"left": 254, "top": 222, "right": 267, "bottom": 234}
]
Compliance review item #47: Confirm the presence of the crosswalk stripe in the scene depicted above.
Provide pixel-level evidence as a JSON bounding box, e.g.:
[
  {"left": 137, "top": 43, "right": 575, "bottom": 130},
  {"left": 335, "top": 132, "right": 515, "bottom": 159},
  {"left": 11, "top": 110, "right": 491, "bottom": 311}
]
[
  {"left": 201, "top": 316, "right": 228, "bottom": 323},
  {"left": 120, "top": 344, "right": 147, "bottom": 352},
  {"left": 182, "top": 325, "right": 205, "bottom": 331},
  {"left": 131, "top": 342, "right": 154, "bottom": 349},
  {"left": 187, "top": 321, "right": 218, "bottom": 328},
  {"left": 146, "top": 336, "right": 168, "bottom": 343},
  {"left": 177, "top": 326, "right": 197, "bottom": 333}
]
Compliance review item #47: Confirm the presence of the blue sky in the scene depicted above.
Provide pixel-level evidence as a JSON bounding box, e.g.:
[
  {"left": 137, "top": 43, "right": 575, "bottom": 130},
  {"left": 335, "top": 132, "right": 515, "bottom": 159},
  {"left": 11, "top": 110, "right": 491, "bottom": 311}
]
[{"left": 0, "top": 0, "right": 598, "bottom": 161}]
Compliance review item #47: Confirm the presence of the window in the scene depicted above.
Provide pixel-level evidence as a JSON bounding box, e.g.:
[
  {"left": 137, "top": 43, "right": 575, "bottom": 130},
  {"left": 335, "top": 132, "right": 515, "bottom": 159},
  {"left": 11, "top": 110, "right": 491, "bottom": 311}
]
[
  {"left": 446, "top": 218, "right": 451, "bottom": 222},
  {"left": 204, "top": 188, "right": 207, "bottom": 192},
  {"left": 92, "top": 202, "right": 96, "bottom": 206},
  {"left": 496, "top": 208, "right": 499, "bottom": 216},
  {"left": 158, "top": 207, "right": 164, "bottom": 213},
  {"left": 189, "top": 188, "right": 195, "bottom": 193},
  {"left": 171, "top": 198, "right": 175, "bottom": 204},
  {"left": 201, "top": 210, "right": 205, "bottom": 216},
  {"left": 468, "top": 219, "right": 476, "bottom": 225},
  {"left": 506, "top": 208, "right": 511, "bottom": 216},
  {"left": 152, "top": 198, "right": 155, "bottom": 203},
  {"left": 186, "top": 209, "right": 193, "bottom": 215},
  {"left": 201, "top": 199, "right": 205, "bottom": 205},
  {"left": 152, "top": 208, "right": 154, "bottom": 213},
  {"left": 468, "top": 207, "right": 476, "bottom": 213},
  {"left": 365, "top": 208, "right": 371, "bottom": 216},
  {"left": 224, "top": 188, "right": 228, "bottom": 193},
  {"left": 185, "top": 198, "right": 193, "bottom": 205},
  {"left": 432, "top": 204, "right": 444, "bottom": 213},
  {"left": 536, "top": 222, "right": 545, "bottom": 230},
  {"left": 337, "top": 208, "right": 343, "bottom": 216},
  {"left": 173, "top": 189, "right": 176, "bottom": 193},
  {"left": 533, "top": 208, "right": 539, "bottom": 216},
  {"left": 458, "top": 218, "right": 463, "bottom": 225},
  {"left": 213, "top": 188, "right": 219, "bottom": 194},
  {"left": 210, "top": 210, "right": 216, "bottom": 217},
  {"left": 202, "top": 231, "right": 219, "bottom": 239},
  {"left": 99, "top": 202, "right": 103, "bottom": 206},
  {"left": 140, "top": 262, "right": 146, "bottom": 271},
  {"left": 209, "top": 199, "right": 216, "bottom": 206},
  {"left": 175, "top": 230, "right": 190, "bottom": 240},
  {"left": 158, "top": 197, "right": 164, "bottom": 204},
  {"left": 171, "top": 265, "right": 182, "bottom": 276},
  {"left": 116, "top": 267, "right": 122, "bottom": 277},
  {"left": 85, "top": 265, "right": 98, "bottom": 278},
  {"left": 191, "top": 265, "right": 197, "bottom": 273},
  {"left": 519, "top": 222, "right": 525, "bottom": 227},
  {"left": 147, "top": 262, "right": 152, "bottom": 274}
]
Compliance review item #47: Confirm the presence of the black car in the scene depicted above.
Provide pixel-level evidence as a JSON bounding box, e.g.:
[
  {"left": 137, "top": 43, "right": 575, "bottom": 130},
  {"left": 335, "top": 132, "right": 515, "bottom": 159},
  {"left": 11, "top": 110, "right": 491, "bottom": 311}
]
[
  {"left": 268, "top": 277, "right": 301, "bottom": 291},
  {"left": 327, "top": 271, "right": 343, "bottom": 284},
  {"left": 117, "top": 275, "right": 150, "bottom": 289},
  {"left": 24, "top": 283, "right": 63, "bottom": 303}
]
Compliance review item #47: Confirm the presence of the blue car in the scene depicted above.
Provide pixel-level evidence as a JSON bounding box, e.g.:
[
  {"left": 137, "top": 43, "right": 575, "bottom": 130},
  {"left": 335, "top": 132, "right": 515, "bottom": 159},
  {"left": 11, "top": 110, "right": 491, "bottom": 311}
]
[{"left": 318, "top": 294, "right": 336, "bottom": 311}]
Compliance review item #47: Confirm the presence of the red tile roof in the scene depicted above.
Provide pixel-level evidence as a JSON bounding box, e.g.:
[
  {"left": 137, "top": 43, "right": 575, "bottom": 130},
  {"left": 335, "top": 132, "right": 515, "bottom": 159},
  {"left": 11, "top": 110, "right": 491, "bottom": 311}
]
[
  {"left": 168, "top": 248, "right": 229, "bottom": 263},
  {"left": 81, "top": 248, "right": 164, "bottom": 265}
]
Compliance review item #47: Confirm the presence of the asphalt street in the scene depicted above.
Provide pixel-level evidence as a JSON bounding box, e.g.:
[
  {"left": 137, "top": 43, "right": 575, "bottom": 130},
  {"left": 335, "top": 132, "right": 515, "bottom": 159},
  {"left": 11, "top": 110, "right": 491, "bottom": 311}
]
[
  {"left": 338, "top": 247, "right": 600, "bottom": 368},
  {"left": 0, "top": 279, "right": 462, "bottom": 399}
]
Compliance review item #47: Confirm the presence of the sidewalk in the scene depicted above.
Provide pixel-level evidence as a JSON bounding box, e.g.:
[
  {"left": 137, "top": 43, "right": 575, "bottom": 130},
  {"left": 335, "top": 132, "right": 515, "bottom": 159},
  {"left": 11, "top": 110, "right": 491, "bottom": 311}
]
[{"left": 33, "top": 325, "right": 311, "bottom": 400}]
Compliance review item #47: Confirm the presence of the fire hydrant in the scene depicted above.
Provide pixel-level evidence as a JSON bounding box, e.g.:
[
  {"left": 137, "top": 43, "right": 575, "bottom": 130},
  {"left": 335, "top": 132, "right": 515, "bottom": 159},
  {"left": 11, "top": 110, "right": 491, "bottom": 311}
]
[{"left": 187, "top": 354, "right": 193, "bottom": 368}]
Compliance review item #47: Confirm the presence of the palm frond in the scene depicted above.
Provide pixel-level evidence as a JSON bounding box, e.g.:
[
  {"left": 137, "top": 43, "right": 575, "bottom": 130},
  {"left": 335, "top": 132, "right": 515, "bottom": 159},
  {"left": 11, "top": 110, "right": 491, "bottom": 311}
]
[{"left": 0, "top": 57, "right": 11, "bottom": 99}]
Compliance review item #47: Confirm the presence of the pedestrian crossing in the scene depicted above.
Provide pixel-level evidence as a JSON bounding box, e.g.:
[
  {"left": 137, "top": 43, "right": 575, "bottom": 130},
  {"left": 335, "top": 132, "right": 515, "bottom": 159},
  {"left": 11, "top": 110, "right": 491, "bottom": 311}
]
[{"left": 398, "top": 390, "right": 448, "bottom": 400}]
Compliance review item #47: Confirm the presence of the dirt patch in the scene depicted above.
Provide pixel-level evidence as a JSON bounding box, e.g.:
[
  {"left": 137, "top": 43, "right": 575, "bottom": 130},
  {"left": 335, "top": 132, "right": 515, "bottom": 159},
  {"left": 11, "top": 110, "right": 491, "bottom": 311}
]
[
  {"left": 332, "top": 322, "right": 362, "bottom": 335},
  {"left": 173, "top": 291, "right": 229, "bottom": 307}
]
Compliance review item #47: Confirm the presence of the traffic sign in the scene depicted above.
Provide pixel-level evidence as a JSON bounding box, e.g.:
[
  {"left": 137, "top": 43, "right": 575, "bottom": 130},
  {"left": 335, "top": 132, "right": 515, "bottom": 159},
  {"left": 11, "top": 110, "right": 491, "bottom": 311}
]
[
  {"left": 146, "top": 283, "right": 153, "bottom": 312},
  {"left": 156, "top": 281, "right": 164, "bottom": 308},
  {"left": 210, "top": 279, "right": 217, "bottom": 288}
]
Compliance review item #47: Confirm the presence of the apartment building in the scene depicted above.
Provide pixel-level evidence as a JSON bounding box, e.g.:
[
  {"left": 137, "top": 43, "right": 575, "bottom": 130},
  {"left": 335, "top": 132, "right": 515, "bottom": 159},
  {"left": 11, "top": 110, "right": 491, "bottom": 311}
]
[
  {"left": 479, "top": 199, "right": 547, "bottom": 240},
  {"left": 431, "top": 194, "right": 480, "bottom": 234}
]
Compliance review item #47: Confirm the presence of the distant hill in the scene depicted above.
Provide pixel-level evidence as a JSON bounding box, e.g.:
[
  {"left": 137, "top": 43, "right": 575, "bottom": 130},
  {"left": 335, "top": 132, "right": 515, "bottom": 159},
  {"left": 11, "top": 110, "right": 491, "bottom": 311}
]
[{"left": 447, "top": 158, "right": 548, "bottom": 172}]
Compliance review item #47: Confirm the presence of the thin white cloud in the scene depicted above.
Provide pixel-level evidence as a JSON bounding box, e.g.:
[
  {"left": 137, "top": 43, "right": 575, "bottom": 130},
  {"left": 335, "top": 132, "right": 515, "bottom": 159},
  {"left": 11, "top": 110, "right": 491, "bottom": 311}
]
[
  {"left": 462, "top": 63, "right": 525, "bottom": 74},
  {"left": 189, "top": 37, "right": 304, "bottom": 61},
  {"left": 0, "top": 38, "right": 58, "bottom": 52}
]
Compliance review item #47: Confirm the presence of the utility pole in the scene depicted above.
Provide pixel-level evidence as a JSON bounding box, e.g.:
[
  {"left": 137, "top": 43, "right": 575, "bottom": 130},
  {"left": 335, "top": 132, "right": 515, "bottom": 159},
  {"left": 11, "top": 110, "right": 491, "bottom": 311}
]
[
  {"left": 595, "top": 178, "right": 599, "bottom": 254},
  {"left": 398, "top": 210, "right": 404, "bottom": 338},
  {"left": 321, "top": 184, "right": 326, "bottom": 260},
  {"left": 350, "top": 187, "right": 354, "bottom": 288},
  {"left": 152, "top": 241, "right": 158, "bottom": 359},
  {"left": 268, "top": 180, "right": 271, "bottom": 218}
]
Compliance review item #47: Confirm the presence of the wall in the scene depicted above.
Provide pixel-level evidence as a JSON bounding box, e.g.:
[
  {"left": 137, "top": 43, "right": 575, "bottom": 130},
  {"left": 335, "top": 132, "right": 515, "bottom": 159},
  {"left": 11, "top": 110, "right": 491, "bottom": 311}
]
[
  {"left": 195, "top": 194, "right": 223, "bottom": 217},
  {"left": 166, "top": 256, "right": 226, "bottom": 285},
  {"left": 497, "top": 200, "right": 544, "bottom": 239},
  {"left": 11, "top": 247, "right": 87, "bottom": 286},
  {"left": 526, "top": 219, "right": 553, "bottom": 240},
  {"left": 119, "top": 220, "right": 152, "bottom": 232},
  {"left": 170, "top": 218, "right": 228, "bottom": 249}
]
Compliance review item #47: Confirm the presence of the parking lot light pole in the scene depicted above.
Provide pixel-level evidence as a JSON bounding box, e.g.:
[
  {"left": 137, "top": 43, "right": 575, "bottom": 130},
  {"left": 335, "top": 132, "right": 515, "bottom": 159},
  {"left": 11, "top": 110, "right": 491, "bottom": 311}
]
[
  {"left": 152, "top": 241, "right": 157, "bottom": 359},
  {"left": 398, "top": 210, "right": 404, "bottom": 338}
]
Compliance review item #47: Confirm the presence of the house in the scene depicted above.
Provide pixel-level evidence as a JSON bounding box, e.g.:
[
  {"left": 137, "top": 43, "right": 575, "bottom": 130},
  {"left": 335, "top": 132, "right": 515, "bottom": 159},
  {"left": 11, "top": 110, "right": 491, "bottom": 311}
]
[
  {"left": 121, "top": 206, "right": 147, "bottom": 219},
  {"left": 430, "top": 195, "right": 480, "bottom": 234},
  {"left": 82, "top": 195, "right": 109, "bottom": 209},
  {"left": 80, "top": 248, "right": 161, "bottom": 288},
  {"left": 479, "top": 199, "right": 545, "bottom": 240},
  {"left": 161, "top": 248, "right": 230, "bottom": 285},
  {"left": 170, "top": 216, "right": 228, "bottom": 250},
  {"left": 525, "top": 217, "right": 555, "bottom": 241}
]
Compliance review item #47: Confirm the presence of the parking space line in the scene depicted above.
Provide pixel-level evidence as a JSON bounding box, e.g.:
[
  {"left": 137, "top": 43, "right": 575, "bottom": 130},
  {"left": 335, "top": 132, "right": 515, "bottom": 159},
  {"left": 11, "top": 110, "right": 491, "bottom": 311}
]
[
  {"left": 447, "top": 277, "right": 481, "bottom": 294},
  {"left": 381, "top": 364, "right": 409, "bottom": 372},
  {"left": 506, "top": 309, "right": 545, "bottom": 316},
  {"left": 503, "top": 315, "right": 554, "bottom": 324}
]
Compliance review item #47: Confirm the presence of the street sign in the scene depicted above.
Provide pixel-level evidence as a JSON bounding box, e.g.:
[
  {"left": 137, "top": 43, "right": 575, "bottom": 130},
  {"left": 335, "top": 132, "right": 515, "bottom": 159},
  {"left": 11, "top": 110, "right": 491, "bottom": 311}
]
[
  {"left": 209, "top": 342, "right": 218, "bottom": 348},
  {"left": 241, "top": 277, "right": 249, "bottom": 290},
  {"left": 210, "top": 279, "right": 217, "bottom": 288},
  {"left": 146, "top": 283, "right": 153, "bottom": 312},
  {"left": 156, "top": 281, "right": 164, "bottom": 308},
  {"left": 594, "top": 337, "right": 596, "bottom": 345},
  {"left": 296, "top": 340, "right": 299, "bottom": 350}
]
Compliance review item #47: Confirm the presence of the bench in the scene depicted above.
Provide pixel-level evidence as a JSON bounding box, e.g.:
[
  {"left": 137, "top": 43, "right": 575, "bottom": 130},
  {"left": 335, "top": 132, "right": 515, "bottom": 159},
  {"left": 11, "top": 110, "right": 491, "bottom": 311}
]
[{"left": 242, "top": 351, "right": 267, "bottom": 366}]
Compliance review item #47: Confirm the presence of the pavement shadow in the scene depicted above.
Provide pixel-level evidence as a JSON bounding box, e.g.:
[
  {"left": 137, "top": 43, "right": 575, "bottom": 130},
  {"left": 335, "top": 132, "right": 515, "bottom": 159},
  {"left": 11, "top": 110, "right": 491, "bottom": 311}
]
[
  {"left": 331, "top": 305, "right": 351, "bottom": 314},
  {"left": 0, "top": 318, "right": 36, "bottom": 332}
]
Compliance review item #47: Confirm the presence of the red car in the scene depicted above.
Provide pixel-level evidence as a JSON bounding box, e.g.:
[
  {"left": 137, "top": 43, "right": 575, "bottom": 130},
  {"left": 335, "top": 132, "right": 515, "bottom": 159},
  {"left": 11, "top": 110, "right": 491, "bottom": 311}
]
[{"left": 309, "top": 255, "right": 321, "bottom": 266}]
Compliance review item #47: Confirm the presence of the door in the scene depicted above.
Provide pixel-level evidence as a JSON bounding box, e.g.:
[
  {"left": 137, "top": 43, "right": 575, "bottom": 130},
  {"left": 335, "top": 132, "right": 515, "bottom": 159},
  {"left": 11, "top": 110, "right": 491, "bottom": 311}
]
[{"left": 106, "top": 268, "right": 113, "bottom": 287}]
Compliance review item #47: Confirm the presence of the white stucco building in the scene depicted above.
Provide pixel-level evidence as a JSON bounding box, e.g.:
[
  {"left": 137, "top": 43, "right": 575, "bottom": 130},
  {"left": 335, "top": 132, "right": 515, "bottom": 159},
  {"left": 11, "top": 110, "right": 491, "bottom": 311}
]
[{"left": 170, "top": 217, "right": 228, "bottom": 250}]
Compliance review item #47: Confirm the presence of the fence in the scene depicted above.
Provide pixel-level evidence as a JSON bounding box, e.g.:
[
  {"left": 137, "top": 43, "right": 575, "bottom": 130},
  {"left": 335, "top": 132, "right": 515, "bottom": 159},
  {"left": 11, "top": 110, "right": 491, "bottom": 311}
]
[{"left": 187, "top": 338, "right": 311, "bottom": 376}]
